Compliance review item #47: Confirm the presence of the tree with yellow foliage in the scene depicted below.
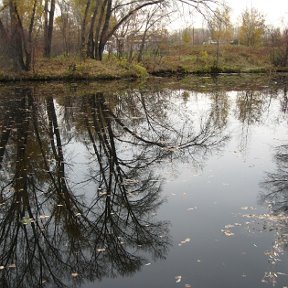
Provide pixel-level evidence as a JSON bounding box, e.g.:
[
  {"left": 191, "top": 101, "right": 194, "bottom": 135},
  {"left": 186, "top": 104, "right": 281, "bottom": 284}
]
[{"left": 239, "top": 8, "right": 265, "bottom": 47}]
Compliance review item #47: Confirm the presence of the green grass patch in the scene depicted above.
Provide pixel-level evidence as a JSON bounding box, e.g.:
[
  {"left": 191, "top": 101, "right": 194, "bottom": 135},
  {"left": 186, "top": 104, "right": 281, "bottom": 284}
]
[{"left": 0, "top": 55, "right": 148, "bottom": 82}]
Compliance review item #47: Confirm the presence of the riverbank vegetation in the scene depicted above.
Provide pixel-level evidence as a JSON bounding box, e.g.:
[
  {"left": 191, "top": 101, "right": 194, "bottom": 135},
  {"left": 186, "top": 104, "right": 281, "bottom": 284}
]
[
  {"left": 0, "top": 0, "right": 287, "bottom": 81},
  {"left": 0, "top": 44, "right": 287, "bottom": 81}
]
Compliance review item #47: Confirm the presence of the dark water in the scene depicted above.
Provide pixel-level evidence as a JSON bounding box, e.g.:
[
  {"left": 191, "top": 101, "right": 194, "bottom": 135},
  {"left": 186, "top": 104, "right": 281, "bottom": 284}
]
[{"left": 0, "top": 75, "right": 288, "bottom": 287}]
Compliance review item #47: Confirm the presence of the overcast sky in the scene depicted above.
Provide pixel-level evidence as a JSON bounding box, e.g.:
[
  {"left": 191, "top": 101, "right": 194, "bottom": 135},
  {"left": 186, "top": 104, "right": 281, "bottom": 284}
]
[
  {"left": 169, "top": 0, "right": 288, "bottom": 30},
  {"left": 228, "top": 0, "right": 288, "bottom": 26}
]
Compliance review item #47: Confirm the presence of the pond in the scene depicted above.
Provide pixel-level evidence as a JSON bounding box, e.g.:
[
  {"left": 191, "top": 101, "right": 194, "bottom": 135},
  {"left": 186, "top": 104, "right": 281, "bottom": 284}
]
[{"left": 0, "top": 74, "right": 288, "bottom": 288}]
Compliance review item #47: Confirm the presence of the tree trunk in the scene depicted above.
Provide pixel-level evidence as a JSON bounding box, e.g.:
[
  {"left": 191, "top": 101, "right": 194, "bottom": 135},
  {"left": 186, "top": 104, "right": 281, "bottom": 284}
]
[
  {"left": 284, "top": 30, "right": 288, "bottom": 67},
  {"left": 43, "top": 0, "right": 55, "bottom": 58},
  {"left": 96, "top": 0, "right": 164, "bottom": 61},
  {"left": 0, "top": 19, "right": 9, "bottom": 58},
  {"left": 25, "top": 0, "right": 37, "bottom": 71},
  {"left": 137, "top": 30, "right": 148, "bottom": 62},
  {"left": 95, "top": 0, "right": 108, "bottom": 60},
  {"left": 87, "top": 1, "right": 101, "bottom": 58},
  {"left": 97, "top": 0, "right": 112, "bottom": 60},
  {"left": 58, "top": 2, "right": 69, "bottom": 55},
  {"left": 0, "top": 19, "right": 8, "bottom": 43},
  {"left": 9, "top": 1, "right": 26, "bottom": 71},
  {"left": 80, "top": 0, "right": 91, "bottom": 58}
]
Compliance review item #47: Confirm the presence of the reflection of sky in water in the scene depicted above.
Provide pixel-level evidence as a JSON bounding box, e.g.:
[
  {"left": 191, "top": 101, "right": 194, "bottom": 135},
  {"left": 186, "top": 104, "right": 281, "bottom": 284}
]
[
  {"left": 1, "top": 82, "right": 288, "bottom": 287},
  {"left": 89, "top": 89, "right": 288, "bottom": 287}
]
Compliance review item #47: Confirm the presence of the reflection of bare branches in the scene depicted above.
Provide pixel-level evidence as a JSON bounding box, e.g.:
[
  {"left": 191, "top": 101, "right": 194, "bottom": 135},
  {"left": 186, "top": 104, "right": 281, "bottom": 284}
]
[
  {"left": 237, "top": 91, "right": 264, "bottom": 124},
  {"left": 209, "top": 90, "right": 229, "bottom": 129},
  {"left": 0, "top": 88, "right": 171, "bottom": 288},
  {"left": 280, "top": 86, "right": 288, "bottom": 114},
  {"left": 259, "top": 143, "right": 288, "bottom": 286},
  {"left": 108, "top": 90, "right": 228, "bottom": 164},
  {"left": 261, "top": 145, "right": 288, "bottom": 213},
  {"left": 236, "top": 90, "right": 272, "bottom": 155},
  {"left": 0, "top": 83, "right": 230, "bottom": 287}
]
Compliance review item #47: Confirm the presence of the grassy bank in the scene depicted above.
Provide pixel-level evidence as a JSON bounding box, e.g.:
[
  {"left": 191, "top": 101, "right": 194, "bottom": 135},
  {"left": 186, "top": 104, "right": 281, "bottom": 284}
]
[
  {"left": 142, "top": 44, "right": 288, "bottom": 75},
  {"left": 0, "top": 45, "right": 287, "bottom": 82},
  {"left": 0, "top": 56, "right": 148, "bottom": 82}
]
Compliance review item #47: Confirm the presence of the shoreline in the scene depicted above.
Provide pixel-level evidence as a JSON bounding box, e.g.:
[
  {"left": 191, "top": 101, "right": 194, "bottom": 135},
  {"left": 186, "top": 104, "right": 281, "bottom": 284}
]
[{"left": 1, "top": 67, "right": 288, "bottom": 83}]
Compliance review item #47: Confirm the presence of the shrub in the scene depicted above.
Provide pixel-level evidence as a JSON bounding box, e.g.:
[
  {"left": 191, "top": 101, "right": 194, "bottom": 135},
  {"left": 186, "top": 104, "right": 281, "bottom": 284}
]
[
  {"left": 270, "top": 49, "right": 287, "bottom": 67},
  {"left": 130, "top": 63, "right": 148, "bottom": 78}
]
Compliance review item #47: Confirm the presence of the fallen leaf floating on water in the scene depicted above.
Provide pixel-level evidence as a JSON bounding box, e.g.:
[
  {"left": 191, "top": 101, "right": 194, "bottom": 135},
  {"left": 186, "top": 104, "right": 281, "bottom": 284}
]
[
  {"left": 242, "top": 213, "right": 288, "bottom": 222},
  {"left": 0, "top": 266, "right": 4, "bottom": 270},
  {"left": 178, "top": 238, "right": 191, "bottom": 246},
  {"left": 39, "top": 215, "right": 50, "bottom": 219},
  {"left": 99, "top": 191, "right": 107, "bottom": 196},
  {"left": 8, "top": 264, "right": 16, "bottom": 268},
  {"left": 185, "top": 284, "right": 192, "bottom": 288},
  {"left": 175, "top": 276, "right": 182, "bottom": 283},
  {"left": 71, "top": 272, "right": 78, "bottom": 278},
  {"left": 241, "top": 206, "right": 256, "bottom": 211},
  {"left": 276, "top": 272, "right": 288, "bottom": 276},
  {"left": 121, "top": 179, "right": 140, "bottom": 185},
  {"left": 96, "top": 248, "right": 106, "bottom": 252},
  {"left": 224, "top": 224, "right": 234, "bottom": 229},
  {"left": 221, "top": 229, "right": 234, "bottom": 237},
  {"left": 261, "top": 271, "right": 278, "bottom": 284},
  {"left": 187, "top": 206, "right": 198, "bottom": 211},
  {"left": 20, "top": 217, "right": 33, "bottom": 225},
  {"left": 145, "top": 263, "right": 151, "bottom": 266}
]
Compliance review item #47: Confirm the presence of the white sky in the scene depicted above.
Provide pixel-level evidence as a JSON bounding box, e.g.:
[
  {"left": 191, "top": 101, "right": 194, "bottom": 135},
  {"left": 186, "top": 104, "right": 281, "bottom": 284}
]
[
  {"left": 228, "top": 0, "right": 288, "bottom": 26},
  {"left": 169, "top": 0, "right": 288, "bottom": 30}
]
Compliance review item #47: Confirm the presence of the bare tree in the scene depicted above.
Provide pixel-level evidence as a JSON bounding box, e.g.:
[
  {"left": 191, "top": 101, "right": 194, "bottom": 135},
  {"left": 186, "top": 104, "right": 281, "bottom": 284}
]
[{"left": 80, "top": 0, "right": 220, "bottom": 60}]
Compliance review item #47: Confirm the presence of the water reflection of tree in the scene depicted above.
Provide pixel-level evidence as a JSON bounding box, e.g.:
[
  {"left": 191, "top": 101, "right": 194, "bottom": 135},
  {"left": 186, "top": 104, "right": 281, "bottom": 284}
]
[
  {"left": 0, "top": 86, "right": 228, "bottom": 287},
  {"left": 259, "top": 144, "right": 288, "bottom": 285},
  {"left": 209, "top": 90, "right": 229, "bottom": 129},
  {"left": 236, "top": 90, "right": 269, "bottom": 153},
  {"left": 280, "top": 84, "right": 288, "bottom": 114},
  {"left": 261, "top": 144, "right": 288, "bottom": 213}
]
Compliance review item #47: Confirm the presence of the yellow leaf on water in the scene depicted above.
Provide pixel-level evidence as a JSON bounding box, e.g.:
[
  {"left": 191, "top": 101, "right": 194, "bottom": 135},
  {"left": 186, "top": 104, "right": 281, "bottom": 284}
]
[
  {"left": 175, "top": 275, "right": 182, "bottom": 283},
  {"left": 221, "top": 229, "right": 234, "bottom": 237}
]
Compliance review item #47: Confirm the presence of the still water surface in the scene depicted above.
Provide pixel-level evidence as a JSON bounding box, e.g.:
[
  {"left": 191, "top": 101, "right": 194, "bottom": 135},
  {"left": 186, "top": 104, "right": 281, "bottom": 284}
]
[{"left": 0, "top": 75, "right": 288, "bottom": 287}]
